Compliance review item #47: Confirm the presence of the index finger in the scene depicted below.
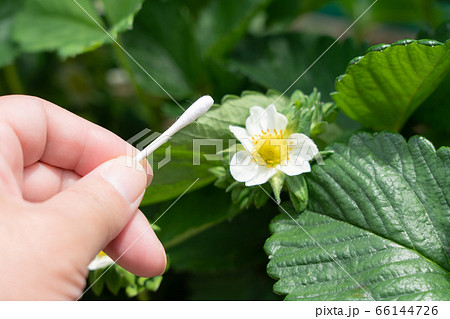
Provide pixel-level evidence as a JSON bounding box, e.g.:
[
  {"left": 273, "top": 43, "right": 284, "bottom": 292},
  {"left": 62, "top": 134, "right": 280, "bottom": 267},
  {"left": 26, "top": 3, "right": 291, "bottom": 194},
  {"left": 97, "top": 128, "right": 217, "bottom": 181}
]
[{"left": 0, "top": 95, "right": 136, "bottom": 176}]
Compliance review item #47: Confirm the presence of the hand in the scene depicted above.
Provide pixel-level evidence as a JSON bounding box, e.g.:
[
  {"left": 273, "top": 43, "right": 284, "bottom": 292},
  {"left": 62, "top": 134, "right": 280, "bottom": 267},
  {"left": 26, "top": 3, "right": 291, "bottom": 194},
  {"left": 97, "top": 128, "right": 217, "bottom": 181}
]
[{"left": 0, "top": 95, "right": 166, "bottom": 300}]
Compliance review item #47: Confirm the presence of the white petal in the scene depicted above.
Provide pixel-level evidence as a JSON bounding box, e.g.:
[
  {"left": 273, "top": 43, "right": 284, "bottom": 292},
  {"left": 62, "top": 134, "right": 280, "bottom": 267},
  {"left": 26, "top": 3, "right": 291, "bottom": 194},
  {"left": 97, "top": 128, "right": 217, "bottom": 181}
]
[
  {"left": 88, "top": 254, "right": 114, "bottom": 270},
  {"left": 245, "top": 106, "right": 266, "bottom": 137},
  {"left": 263, "top": 104, "right": 288, "bottom": 131},
  {"left": 230, "top": 151, "right": 259, "bottom": 182},
  {"left": 277, "top": 160, "right": 311, "bottom": 176},
  {"left": 288, "top": 133, "right": 319, "bottom": 161},
  {"left": 229, "top": 125, "right": 253, "bottom": 152},
  {"left": 245, "top": 166, "right": 278, "bottom": 186},
  {"left": 246, "top": 105, "right": 288, "bottom": 136}
]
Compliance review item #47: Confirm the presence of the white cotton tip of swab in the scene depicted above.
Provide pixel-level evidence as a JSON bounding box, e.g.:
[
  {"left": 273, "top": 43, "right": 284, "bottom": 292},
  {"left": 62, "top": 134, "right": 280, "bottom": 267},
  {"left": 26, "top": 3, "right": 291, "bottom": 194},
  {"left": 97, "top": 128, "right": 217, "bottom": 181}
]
[
  {"left": 164, "top": 95, "right": 214, "bottom": 136},
  {"left": 134, "top": 95, "right": 214, "bottom": 163}
]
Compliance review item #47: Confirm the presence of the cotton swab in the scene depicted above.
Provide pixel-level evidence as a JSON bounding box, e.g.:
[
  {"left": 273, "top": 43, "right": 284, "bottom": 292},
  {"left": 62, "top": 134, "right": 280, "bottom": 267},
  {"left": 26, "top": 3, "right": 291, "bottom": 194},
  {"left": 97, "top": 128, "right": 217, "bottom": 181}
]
[{"left": 134, "top": 95, "right": 214, "bottom": 163}]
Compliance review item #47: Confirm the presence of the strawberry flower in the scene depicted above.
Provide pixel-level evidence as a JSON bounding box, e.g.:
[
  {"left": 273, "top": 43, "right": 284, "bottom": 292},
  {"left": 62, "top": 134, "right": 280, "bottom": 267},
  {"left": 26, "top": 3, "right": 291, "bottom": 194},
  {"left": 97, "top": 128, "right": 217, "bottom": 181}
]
[
  {"left": 229, "top": 104, "right": 318, "bottom": 186},
  {"left": 88, "top": 251, "right": 114, "bottom": 270}
]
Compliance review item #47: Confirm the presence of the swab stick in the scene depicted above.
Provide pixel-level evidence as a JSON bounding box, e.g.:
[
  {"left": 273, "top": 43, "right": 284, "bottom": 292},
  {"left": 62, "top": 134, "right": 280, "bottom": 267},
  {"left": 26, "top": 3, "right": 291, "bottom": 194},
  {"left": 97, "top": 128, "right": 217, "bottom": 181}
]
[{"left": 134, "top": 95, "right": 214, "bottom": 163}]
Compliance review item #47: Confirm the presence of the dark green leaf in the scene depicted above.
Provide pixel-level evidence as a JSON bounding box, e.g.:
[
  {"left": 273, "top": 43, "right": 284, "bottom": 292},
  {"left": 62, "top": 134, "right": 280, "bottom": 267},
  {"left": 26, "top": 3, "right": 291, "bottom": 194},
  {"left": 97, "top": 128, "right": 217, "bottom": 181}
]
[
  {"left": 417, "top": 20, "right": 450, "bottom": 44},
  {"left": 333, "top": 40, "right": 450, "bottom": 131},
  {"left": 266, "top": 208, "right": 450, "bottom": 301},
  {"left": 187, "top": 269, "right": 281, "bottom": 300},
  {"left": 368, "top": 0, "right": 444, "bottom": 25},
  {"left": 0, "top": 0, "right": 23, "bottom": 67},
  {"left": 141, "top": 148, "right": 217, "bottom": 205},
  {"left": 265, "top": 0, "right": 332, "bottom": 29},
  {"left": 104, "top": 267, "right": 122, "bottom": 295},
  {"left": 168, "top": 205, "right": 275, "bottom": 273},
  {"left": 146, "top": 186, "right": 236, "bottom": 248},
  {"left": 123, "top": 0, "right": 199, "bottom": 99},
  {"left": 402, "top": 67, "right": 450, "bottom": 148},
  {"left": 265, "top": 132, "right": 450, "bottom": 300},
  {"left": 195, "top": 0, "right": 270, "bottom": 57},
  {"left": 122, "top": 0, "right": 246, "bottom": 99},
  {"left": 230, "top": 33, "right": 365, "bottom": 98}
]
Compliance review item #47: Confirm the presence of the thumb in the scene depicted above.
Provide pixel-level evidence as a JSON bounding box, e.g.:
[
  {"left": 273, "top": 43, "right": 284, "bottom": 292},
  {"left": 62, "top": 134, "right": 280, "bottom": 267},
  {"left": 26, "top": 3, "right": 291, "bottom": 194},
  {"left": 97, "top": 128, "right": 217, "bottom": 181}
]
[{"left": 44, "top": 156, "right": 151, "bottom": 255}]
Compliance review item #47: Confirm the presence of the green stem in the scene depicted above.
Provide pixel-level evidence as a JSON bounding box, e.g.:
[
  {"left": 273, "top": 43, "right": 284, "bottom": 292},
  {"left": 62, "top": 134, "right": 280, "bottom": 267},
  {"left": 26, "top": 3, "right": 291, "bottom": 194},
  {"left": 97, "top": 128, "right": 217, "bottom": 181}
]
[{"left": 4, "top": 63, "right": 25, "bottom": 94}]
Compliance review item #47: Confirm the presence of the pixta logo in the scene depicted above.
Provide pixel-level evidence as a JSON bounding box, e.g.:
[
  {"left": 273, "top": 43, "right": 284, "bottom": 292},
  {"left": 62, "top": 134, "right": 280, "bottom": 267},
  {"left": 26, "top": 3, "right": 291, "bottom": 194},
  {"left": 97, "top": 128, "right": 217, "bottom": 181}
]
[{"left": 126, "top": 128, "right": 171, "bottom": 170}]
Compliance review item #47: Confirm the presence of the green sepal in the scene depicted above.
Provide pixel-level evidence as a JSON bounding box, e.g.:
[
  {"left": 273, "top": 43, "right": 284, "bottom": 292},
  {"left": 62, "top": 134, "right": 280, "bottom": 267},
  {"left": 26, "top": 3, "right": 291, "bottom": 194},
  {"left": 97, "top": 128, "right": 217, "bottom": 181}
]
[
  {"left": 310, "top": 121, "right": 328, "bottom": 137},
  {"left": 318, "top": 150, "right": 334, "bottom": 158},
  {"left": 117, "top": 265, "right": 136, "bottom": 286},
  {"left": 125, "top": 285, "right": 140, "bottom": 298},
  {"left": 285, "top": 175, "right": 308, "bottom": 213},
  {"left": 145, "top": 276, "right": 163, "bottom": 292},
  {"left": 269, "top": 172, "right": 286, "bottom": 204},
  {"left": 290, "top": 90, "right": 306, "bottom": 109},
  {"left": 88, "top": 269, "right": 106, "bottom": 296},
  {"left": 254, "top": 184, "right": 271, "bottom": 208},
  {"left": 209, "top": 166, "right": 227, "bottom": 178},
  {"left": 151, "top": 224, "right": 161, "bottom": 232},
  {"left": 105, "top": 267, "right": 122, "bottom": 295},
  {"left": 226, "top": 180, "right": 243, "bottom": 192},
  {"left": 286, "top": 89, "right": 337, "bottom": 137}
]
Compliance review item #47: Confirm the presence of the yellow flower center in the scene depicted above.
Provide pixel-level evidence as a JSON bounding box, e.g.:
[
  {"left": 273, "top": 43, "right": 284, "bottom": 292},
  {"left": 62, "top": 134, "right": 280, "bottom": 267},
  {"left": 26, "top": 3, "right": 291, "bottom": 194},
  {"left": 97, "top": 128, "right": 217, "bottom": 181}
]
[{"left": 251, "top": 129, "right": 292, "bottom": 167}]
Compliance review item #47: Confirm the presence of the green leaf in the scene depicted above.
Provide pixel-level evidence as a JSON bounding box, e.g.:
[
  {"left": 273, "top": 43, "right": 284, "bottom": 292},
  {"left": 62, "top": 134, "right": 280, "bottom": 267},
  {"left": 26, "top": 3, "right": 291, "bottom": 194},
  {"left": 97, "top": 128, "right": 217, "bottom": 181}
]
[
  {"left": 417, "top": 20, "right": 450, "bottom": 44},
  {"left": 0, "top": 0, "right": 22, "bottom": 67},
  {"left": 141, "top": 148, "right": 217, "bottom": 205},
  {"left": 403, "top": 71, "right": 450, "bottom": 148},
  {"left": 310, "top": 121, "right": 328, "bottom": 137},
  {"left": 12, "top": 0, "right": 143, "bottom": 58},
  {"left": 102, "top": 0, "right": 144, "bottom": 36},
  {"left": 195, "top": 0, "right": 270, "bottom": 57},
  {"left": 187, "top": 269, "right": 281, "bottom": 301},
  {"left": 285, "top": 175, "right": 308, "bottom": 213},
  {"left": 145, "top": 186, "right": 236, "bottom": 248},
  {"left": 367, "top": 0, "right": 444, "bottom": 25},
  {"left": 265, "top": 132, "right": 450, "bottom": 300},
  {"left": 332, "top": 40, "right": 450, "bottom": 131},
  {"left": 88, "top": 269, "right": 106, "bottom": 296},
  {"left": 104, "top": 266, "right": 122, "bottom": 295},
  {"left": 122, "top": 0, "right": 246, "bottom": 99},
  {"left": 230, "top": 33, "right": 365, "bottom": 98},
  {"left": 117, "top": 265, "right": 136, "bottom": 286},
  {"left": 123, "top": 0, "right": 199, "bottom": 99},
  {"left": 168, "top": 204, "right": 275, "bottom": 273},
  {"left": 265, "top": 0, "right": 332, "bottom": 29}
]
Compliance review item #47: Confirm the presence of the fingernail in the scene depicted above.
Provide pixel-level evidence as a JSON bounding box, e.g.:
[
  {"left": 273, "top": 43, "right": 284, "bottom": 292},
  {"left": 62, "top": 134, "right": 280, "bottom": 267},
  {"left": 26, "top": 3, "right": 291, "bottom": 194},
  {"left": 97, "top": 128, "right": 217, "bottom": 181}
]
[
  {"left": 139, "top": 159, "right": 153, "bottom": 187},
  {"left": 131, "top": 191, "right": 146, "bottom": 210},
  {"left": 158, "top": 242, "right": 167, "bottom": 276},
  {"left": 100, "top": 156, "right": 148, "bottom": 204}
]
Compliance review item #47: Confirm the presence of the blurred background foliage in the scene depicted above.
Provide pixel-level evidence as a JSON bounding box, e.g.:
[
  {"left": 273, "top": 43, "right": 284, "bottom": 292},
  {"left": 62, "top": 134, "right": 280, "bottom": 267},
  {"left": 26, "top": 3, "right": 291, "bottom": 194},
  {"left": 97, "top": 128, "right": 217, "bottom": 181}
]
[{"left": 0, "top": 0, "right": 448, "bottom": 300}]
